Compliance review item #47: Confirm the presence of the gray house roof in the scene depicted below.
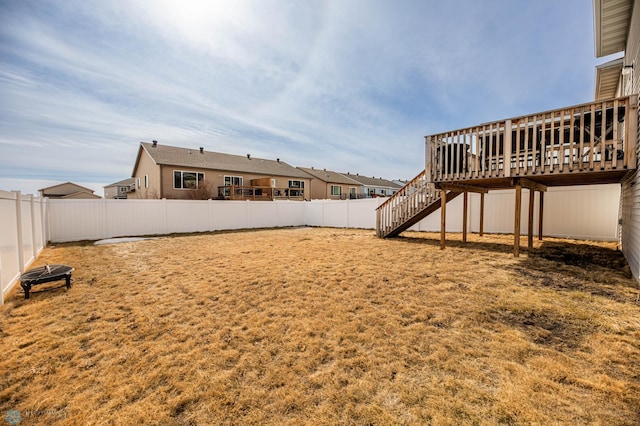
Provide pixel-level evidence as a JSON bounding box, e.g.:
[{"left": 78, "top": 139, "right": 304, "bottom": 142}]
[
  {"left": 135, "top": 142, "right": 312, "bottom": 179},
  {"left": 341, "top": 174, "right": 402, "bottom": 189},
  {"left": 297, "top": 167, "right": 361, "bottom": 185},
  {"left": 104, "top": 178, "right": 135, "bottom": 188}
]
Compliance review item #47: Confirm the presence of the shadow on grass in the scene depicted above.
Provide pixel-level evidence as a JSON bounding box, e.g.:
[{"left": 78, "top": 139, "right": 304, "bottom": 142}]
[{"left": 394, "top": 233, "right": 517, "bottom": 255}]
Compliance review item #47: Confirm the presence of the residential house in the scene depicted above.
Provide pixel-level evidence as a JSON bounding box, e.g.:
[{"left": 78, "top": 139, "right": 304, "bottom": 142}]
[
  {"left": 297, "top": 167, "right": 362, "bottom": 199},
  {"left": 343, "top": 173, "right": 402, "bottom": 197},
  {"left": 594, "top": 0, "right": 639, "bottom": 282},
  {"left": 131, "top": 141, "right": 312, "bottom": 200},
  {"left": 39, "top": 182, "right": 101, "bottom": 199},
  {"left": 103, "top": 178, "right": 135, "bottom": 199}
]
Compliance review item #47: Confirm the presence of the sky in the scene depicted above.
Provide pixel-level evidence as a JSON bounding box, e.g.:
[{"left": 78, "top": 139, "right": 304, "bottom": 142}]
[{"left": 0, "top": 0, "right": 621, "bottom": 196}]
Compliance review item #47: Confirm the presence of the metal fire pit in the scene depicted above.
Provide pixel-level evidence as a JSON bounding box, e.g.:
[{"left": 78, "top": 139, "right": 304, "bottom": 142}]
[{"left": 19, "top": 264, "right": 74, "bottom": 299}]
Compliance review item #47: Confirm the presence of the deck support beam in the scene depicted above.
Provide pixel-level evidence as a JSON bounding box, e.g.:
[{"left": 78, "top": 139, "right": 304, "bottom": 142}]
[
  {"left": 538, "top": 191, "right": 544, "bottom": 241},
  {"left": 462, "top": 191, "right": 468, "bottom": 243},
  {"left": 440, "top": 184, "right": 488, "bottom": 194},
  {"left": 515, "top": 178, "right": 547, "bottom": 193},
  {"left": 479, "top": 193, "right": 485, "bottom": 237},
  {"left": 440, "top": 190, "right": 447, "bottom": 250},
  {"left": 528, "top": 188, "right": 535, "bottom": 249},
  {"left": 514, "top": 183, "right": 522, "bottom": 257}
]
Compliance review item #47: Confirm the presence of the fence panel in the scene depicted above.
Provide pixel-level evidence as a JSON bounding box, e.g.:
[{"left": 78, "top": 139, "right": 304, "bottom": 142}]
[
  {"left": 48, "top": 199, "right": 105, "bottom": 242},
  {"left": 347, "top": 199, "right": 382, "bottom": 229},
  {"left": 276, "top": 201, "right": 307, "bottom": 228},
  {"left": 0, "top": 192, "right": 20, "bottom": 303},
  {"left": 0, "top": 191, "right": 47, "bottom": 303},
  {"left": 304, "top": 200, "right": 325, "bottom": 227},
  {"left": 166, "top": 200, "right": 211, "bottom": 234},
  {"left": 319, "top": 200, "right": 349, "bottom": 228}
]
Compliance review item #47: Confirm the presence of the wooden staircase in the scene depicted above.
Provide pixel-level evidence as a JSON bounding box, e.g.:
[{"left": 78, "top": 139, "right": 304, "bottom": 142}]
[{"left": 376, "top": 170, "right": 461, "bottom": 238}]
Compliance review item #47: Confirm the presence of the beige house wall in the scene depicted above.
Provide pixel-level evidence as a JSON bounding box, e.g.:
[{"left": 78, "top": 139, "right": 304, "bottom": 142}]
[
  {"left": 308, "top": 180, "right": 361, "bottom": 200},
  {"left": 130, "top": 150, "right": 162, "bottom": 199},
  {"left": 620, "top": 1, "right": 640, "bottom": 283},
  {"left": 104, "top": 187, "right": 118, "bottom": 199}
]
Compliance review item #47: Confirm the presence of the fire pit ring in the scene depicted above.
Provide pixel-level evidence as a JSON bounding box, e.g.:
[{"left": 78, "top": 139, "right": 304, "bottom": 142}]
[{"left": 19, "top": 264, "right": 74, "bottom": 299}]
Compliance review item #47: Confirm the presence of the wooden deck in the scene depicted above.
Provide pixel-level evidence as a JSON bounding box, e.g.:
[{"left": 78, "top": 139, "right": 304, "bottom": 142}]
[
  {"left": 217, "top": 185, "right": 305, "bottom": 201},
  {"left": 377, "top": 95, "right": 638, "bottom": 245}
]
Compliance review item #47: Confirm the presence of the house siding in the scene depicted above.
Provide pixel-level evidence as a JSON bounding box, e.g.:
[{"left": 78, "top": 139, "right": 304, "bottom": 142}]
[
  {"left": 159, "top": 167, "right": 311, "bottom": 200},
  {"left": 131, "top": 149, "right": 162, "bottom": 199},
  {"left": 621, "top": 0, "right": 640, "bottom": 283}
]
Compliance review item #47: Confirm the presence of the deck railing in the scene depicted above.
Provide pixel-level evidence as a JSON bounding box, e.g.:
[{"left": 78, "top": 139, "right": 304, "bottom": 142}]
[
  {"left": 376, "top": 169, "right": 441, "bottom": 237},
  {"left": 426, "top": 95, "right": 638, "bottom": 182},
  {"left": 217, "top": 185, "right": 305, "bottom": 201}
]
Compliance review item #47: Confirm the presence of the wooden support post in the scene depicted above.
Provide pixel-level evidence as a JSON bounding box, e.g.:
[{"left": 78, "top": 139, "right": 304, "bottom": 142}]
[
  {"left": 441, "top": 190, "right": 447, "bottom": 250},
  {"left": 528, "top": 188, "right": 535, "bottom": 249},
  {"left": 514, "top": 183, "right": 522, "bottom": 257},
  {"left": 462, "top": 191, "right": 468, "bottom": 243},
  {"left": 479, "top": 193, "right": 485, "bottom": 237},
  {"left": 538, "top": 191, "right": 544, "bottom": 241}
]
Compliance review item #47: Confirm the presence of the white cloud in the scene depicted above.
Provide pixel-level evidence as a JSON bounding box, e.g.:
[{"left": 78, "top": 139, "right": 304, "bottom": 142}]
[{"left": 0, "top": 0, "right": 600, "bottom": 191}]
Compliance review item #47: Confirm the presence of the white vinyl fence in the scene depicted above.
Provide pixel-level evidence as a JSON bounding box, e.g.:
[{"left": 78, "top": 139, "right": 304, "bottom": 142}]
[
  {"left": 45, "top": 184, "right": 621, "bottom": 243},
  {"left": 0, "top": 190, "right": 48, "bottom": 304},
  {"left": 0, "top": 184, "right": 621, "bottom": 303}
]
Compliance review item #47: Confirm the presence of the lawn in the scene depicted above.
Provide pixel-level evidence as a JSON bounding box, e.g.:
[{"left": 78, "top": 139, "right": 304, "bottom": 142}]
[{"left": 1, "top": 227, "right": 639, "bottom": 425}]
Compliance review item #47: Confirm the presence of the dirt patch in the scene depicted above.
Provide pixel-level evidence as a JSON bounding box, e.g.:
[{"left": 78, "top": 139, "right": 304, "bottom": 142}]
[{"left": 1, "top": 228, "right": 639, "bottom": 425}]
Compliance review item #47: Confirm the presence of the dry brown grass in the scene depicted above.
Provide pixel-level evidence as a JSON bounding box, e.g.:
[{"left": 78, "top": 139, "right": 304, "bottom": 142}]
[{"left": 1, "top": 227, "right": 639, "bottom": 425}]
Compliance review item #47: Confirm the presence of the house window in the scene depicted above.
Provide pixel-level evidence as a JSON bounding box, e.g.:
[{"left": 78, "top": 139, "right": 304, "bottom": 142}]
[
  {"left": 381, "top": 189, "right": 386, "bottom": 196},
  {"left": 174, "top": 171, "right": 205, "bottom": 189},
  {"left": 224, "top": 176, "right": 243, "bottom": 187},
  {"left": 288, "top": 180, "right": 305, "bottom": 197},
  {"left": 144, "top": 175, "right": 149, "bottom": 188},
  {"left": 137, "top": 178, "right": 141, "bottom": 189},
  {"left": 119, "top": 187, "right": 128, "bottom": 194},
  {"left": 331, "top": 185, "right": 342, "bottom": 196}
]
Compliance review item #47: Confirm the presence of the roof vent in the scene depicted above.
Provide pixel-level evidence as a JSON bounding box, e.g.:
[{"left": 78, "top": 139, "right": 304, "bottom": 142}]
[
  {"left": 199, "top": 147, "right": 204, "bottom": 154},
  {"left": 152, "top": 140, "right": 157, "bottom": 147},
  {"left": 188, "top": 149, "right": 192, "bottom": 154},
  {"left": 276, "top": 158, "right": 280, "bottom": 162},
  {"left": 247, "top": 154, "right": 251, "bottom": 160}
]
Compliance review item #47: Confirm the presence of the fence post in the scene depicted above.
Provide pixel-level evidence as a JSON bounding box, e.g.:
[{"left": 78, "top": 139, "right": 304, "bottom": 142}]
[
  {"left": 42, "top": 197, "right": 48, "bottom": 247},
  {"left": 99, "top": 198, "right": 107, "bottom": 239},
  {"left": 13, "top": 191, "right": 25, "bottom": 274},
  {"left": 30, "top": 195, "right": 37, "bottom": 260},
  {"left": 162, "top": 198, "right": 168, "bottom": 235}
]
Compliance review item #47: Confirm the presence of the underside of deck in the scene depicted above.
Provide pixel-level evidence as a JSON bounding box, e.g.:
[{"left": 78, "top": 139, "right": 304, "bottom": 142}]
[{"left": 439, "top": 168, "right": 632, "bottom": 190}]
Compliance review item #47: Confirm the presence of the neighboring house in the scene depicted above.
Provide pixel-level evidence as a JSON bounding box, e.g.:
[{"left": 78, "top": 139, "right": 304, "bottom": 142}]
[
  {"left": 342, "top": 173, "right": 402, "bottom": 197},
  {"left": 103, "top": 178, "right": 135, "bottom": 199},
  {"left": 131, "top": 141, "right": 313, "bottom": 200},
  {"left": 38, "top": 182, "right": 101, "bottom": 199},
  {"left": 393, "top": 179, "right": 409, "bottom": 188},
  {"left": 297, "top": 167, "right": 362, "bottom": 199},
  {"left": 594, "top": 0, "right": 640, "bottom": 282}
]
